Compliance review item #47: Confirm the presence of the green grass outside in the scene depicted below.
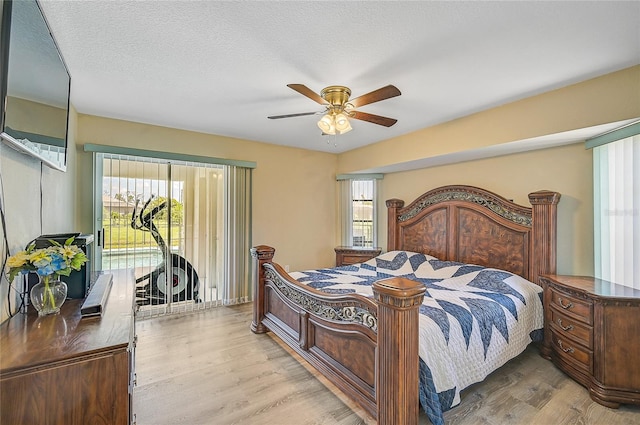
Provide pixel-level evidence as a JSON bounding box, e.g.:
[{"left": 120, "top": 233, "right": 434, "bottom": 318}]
[{"left": 103, "top": 220, "right": 181, "bottom": 250}]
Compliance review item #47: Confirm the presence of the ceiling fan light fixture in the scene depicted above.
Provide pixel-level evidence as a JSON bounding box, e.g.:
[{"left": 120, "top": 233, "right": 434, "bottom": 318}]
[
  {"left": 334, "top": 113, "right": 352, "bottom": 133},
  {"left": 317, "top": 114, "right": 336, "bottom": 135},
  {"left": 271, "top": 83, "right": 400, "bottom": 136}
]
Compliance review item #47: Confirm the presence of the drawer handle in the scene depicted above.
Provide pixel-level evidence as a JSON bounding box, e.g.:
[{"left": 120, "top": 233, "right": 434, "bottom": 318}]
[
  {"left": 558, "top": 297, "right": 573, "bottom": 310},
  {"left": 557, "top": 340, "right": 574, "bottom": 354},
  {"left": 557, "top": 319, "right": 573, "bottom": 331}
]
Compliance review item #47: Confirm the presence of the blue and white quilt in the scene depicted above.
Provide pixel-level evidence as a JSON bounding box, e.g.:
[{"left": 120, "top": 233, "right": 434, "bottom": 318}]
[{"left": 290, "top": 250, "right": 544, "bottom": 425}]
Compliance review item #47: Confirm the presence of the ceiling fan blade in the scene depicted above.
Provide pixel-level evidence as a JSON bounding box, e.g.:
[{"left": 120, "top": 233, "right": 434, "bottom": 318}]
[
  {"left": 349, "top": 85, "right": 401, "bottom": 108},
  {"left": 268, "top": 111, "right": 322, "bottom": 119},
  {"left": 287, "top": 84, "right": 327, "bottom": 105},
  {"left": 350, "top": 111, "right": 398, "bottom": 127}
]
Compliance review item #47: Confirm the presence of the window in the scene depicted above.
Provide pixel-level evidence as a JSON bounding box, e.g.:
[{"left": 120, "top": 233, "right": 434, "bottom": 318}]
[
  {"left": 352, "top": 180, "right": 375, "bottom": 247},
  {"left": 588, "top": 122, "right": 640, "bottom": 290},
  {"left": 338, "top": 175, "right": 382, "bottom": 248}
]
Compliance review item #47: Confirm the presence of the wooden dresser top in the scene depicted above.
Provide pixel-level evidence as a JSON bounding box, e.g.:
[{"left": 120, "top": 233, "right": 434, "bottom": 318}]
[
  {"left": 541, "top": 274, "right": 640, "bottom": 299},
  {"left": 0, "top": 270, "right": 134, "bottom": 375}
]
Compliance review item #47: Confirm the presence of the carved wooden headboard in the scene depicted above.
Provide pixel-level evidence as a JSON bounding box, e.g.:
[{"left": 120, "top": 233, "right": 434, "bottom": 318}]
[{"left": 386, "top": 185, "right": 560, "bottom": 285}]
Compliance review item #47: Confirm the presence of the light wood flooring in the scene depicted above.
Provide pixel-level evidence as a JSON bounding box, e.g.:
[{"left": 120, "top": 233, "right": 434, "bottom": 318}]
[{"left": 134, "top": 303, "right": 640, "bottom": 425}]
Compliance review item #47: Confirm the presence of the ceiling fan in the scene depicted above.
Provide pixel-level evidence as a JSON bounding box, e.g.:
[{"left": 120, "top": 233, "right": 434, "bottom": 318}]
[{"left": 268, "top": 84, "right": 401, "bottom": 135}]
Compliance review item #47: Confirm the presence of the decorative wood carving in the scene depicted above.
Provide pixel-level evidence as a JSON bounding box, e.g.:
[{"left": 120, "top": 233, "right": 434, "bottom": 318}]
[
  {"left": 528, "top": 191, "right": 560, "bottom": 285},
  {"left": 456, "top": 207, "right": 528, "bottom": 277},
  {"left": 264, "top": 265, "right": 378, "bottom": 331},
  {"left": 251, "top": 245, "right": 275, "bottom": 334},
  {"left": 386, "top": 198, "right": 405, "bottom": 253},
  {"left": 387, "top": 185, "right": 560, "bottom": 285},
  {"left": 397, "top": 186, "right": 532, "bottom": 226},
  {"left": 400, "top": 207, "right": 448, "bottom": 258}
]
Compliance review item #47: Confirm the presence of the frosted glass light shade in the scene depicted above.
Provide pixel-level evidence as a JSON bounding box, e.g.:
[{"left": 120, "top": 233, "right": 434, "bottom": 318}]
[
  {"left": 334, "top": 113, "right": 352, "bottom": 133},
  {"left": 317, "top": 114, "right": 336, "bottom": 135}
]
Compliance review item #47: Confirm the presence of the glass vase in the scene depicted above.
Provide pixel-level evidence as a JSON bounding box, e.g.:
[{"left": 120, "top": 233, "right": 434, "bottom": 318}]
[{"left": 30, "top": 275, "right": 67, "bottom": 316}]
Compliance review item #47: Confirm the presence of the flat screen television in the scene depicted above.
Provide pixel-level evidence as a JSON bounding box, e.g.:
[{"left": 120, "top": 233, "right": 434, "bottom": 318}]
[{"left": 0, "top": 0, "right": 71, "bottom": 172}]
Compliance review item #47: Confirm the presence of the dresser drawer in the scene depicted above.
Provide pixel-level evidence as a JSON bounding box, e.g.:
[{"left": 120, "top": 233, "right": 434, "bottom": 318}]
[
  {"left": 551, "top": 330, "right": 592, "bottom": 373},
  {"left": 549, "top": 287, "right": 592, "bottom": 325},
  {"left": 549, "top": 308, "right": 593, "bottom": 348},
  {"left": 541, "top": 275, "right": 640, "bottom": 408}
]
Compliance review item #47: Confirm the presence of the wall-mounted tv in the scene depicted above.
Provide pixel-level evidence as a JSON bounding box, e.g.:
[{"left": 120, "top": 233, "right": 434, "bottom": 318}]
[{"left": 0, "top": 0, "right": 71, "bottom": 172}]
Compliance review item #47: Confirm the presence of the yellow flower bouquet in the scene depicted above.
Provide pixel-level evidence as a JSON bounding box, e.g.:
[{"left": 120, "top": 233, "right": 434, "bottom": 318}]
[{"left": 7, "top": 236, "right": 88, "bottom": 315}]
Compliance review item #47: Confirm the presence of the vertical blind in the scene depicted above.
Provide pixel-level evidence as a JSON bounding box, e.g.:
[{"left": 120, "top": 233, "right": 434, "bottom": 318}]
[
  {"left": 222, "top": 166, "right": 252, "bottom": 305},
  {"left": 593, "top": 133, "right": 639, "bottom": 290},
  {"left": 95, "top": 150, "right": 253, "bottom": 317}
]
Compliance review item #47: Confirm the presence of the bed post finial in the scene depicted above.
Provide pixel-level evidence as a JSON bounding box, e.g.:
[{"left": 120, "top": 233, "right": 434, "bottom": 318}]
[
  {"left": 250, "top": 245, "right": 275, "bottom": 334},
  {"left": 373, "top": 277, "right": 426, "bottom": 425},
  {"left": 386, "top": 199, "right": 405, "bottom": 251},
  {"left": 528, "top": 191, "right": 561, "bottom": 285}
]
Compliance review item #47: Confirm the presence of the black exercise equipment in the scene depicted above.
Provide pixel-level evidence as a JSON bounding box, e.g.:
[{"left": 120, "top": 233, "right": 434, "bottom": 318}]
[{"left": 131, "top": 196, "right": 199, "bottom": 305}]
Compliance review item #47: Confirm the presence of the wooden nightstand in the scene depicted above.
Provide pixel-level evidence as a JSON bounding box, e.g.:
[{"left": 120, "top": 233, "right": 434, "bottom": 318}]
[
  {"left": 334, "top": 246, "right": 382, "bottom": 266},
  {"left": 539, "top": 275, "right": 640, "bottom": 408}
]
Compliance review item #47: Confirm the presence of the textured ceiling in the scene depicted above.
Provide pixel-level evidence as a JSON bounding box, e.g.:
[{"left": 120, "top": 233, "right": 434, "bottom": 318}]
[{"left": 38, "top": 1, "right": 640, "bottom": 154}]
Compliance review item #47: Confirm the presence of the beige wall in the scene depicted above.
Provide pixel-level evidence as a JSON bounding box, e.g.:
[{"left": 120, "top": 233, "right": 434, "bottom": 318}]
[
  {"left": 75, "top": 115, "right": 338, "bottom": 272},
  {"left": 0, "top": 107, "right": 78, "bottom": 322},
  {"left": 378, "top": 143, "right": 593, "bottom": 275},
  {"left": 339, "top": 65, "right": 640, "bottom": 173}
]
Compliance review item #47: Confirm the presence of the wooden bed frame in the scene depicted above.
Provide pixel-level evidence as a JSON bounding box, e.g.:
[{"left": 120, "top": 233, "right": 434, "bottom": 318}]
[{"left": 251, "top": 185, "right": 560, "bottom": 425}]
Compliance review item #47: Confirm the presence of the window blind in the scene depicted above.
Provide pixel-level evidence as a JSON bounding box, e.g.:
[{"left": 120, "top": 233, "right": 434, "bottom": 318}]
[{"left": 593, "top": 134, "right": 639, "bottom": 290}]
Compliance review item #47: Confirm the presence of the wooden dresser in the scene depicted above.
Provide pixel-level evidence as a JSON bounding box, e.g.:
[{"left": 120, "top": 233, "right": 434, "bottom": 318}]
[
  {"left": 0, "top": 270, "right": 136, "bottom": 424},
  {"left": 334, "top": 246, "right": 382, "bottom": 266},
  {"left": 540, "top": 275, "right": 640, "bottom": 407}
]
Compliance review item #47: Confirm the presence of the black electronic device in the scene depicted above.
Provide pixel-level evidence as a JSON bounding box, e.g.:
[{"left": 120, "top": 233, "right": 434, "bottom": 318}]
[
  {"left": 28, "top": 233, "right": 94, "bottom": 299},
  {"left": 81, "top": 273, "right": 112, "bottom": 318}
]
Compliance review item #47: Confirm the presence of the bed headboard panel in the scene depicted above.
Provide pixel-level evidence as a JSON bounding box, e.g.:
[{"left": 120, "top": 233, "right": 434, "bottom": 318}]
[{"left": 386, "top": 185, "right": 560, "bottom": 285}]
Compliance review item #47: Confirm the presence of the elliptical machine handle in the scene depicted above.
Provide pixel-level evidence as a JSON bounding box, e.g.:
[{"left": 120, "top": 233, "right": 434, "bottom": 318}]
[
  {"left": 131, "top": 196, "right": 157, "bottom": 230},
  {"left": 142, "top": 201, "right": 167, "bottom": 226},
  {"left": 130, "top": 198, "right": 142, "bottom": 229}
]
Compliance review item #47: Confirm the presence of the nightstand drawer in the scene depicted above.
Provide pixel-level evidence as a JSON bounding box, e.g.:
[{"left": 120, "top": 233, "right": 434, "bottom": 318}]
[
  {"left": 341, "top": 254, "right": 372, "bottom": 265},
  {"left": 549, "top": 287, "right": 592, "bottom": 325},
  {"left": 335, "top": 247, "right": 382, "bottom": 267},
  {"left": 551, "top": 330, "right": 592, "bottom": 373},
  {"left": 549, "top": 308, "right": 592, "bottom": 348}
]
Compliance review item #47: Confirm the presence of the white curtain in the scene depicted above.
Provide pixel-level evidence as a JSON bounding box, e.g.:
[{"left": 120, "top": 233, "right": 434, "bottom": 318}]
[
  {"left": 594, "top": 134, "right": 640, "bottom": 290},
  {"left": 222, "top": 166, "right": 252, "bottom": 304}
]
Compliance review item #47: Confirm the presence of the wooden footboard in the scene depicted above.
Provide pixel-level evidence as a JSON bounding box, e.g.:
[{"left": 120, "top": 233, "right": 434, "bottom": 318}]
[{"left": 251, "top": 245, "right": 426, "bottom": 425}]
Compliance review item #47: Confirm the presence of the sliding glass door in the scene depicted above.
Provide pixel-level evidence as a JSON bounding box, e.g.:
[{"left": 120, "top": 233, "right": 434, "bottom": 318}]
[{"left": 93, "top": 152, "right": 249, "bottom": 317}]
